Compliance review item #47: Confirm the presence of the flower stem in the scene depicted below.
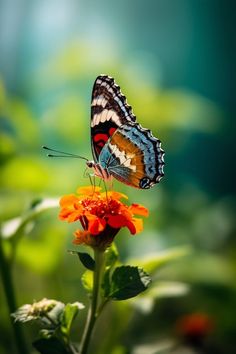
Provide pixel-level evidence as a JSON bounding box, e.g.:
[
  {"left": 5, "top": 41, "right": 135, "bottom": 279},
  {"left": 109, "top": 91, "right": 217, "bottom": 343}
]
[
  {"left": 0, "top": 235, "right": 29, "bottom": 354},
  {"left": 80, "top": 249, "right": 104, "bottom": 354}
]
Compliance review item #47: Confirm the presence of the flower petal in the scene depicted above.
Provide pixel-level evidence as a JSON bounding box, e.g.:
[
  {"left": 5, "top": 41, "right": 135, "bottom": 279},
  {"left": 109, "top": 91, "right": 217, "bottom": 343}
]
[
  {"left": 129, "top": 203, "right": 149, "bottom": 217},
  {"left": 59, "top": 194, "right": 77, "bottom": 207},
  {"left": 125, "top": 220, "right": 137, "bottom": 234},
  {"left": 59, "top": 209, "right": 81, "bottom": 222},
  {"left": 86, "top": 214, "right": 106, "bottom": 235},
  {"left": 108, "top": 214, "right": 141, "bottom": 235},
  {"left": 77, "top": 186, "right": 101, "bottom": 195},
  {"left": 58, "top": 209, "right": 71, "bottom": 220},
  {"left": 131, "top": 217, "right": 143, "bottom": 234},
  {"left": 67, "top": 212, "right": 81, "bottom": 222},
  {"left": 107, "top": 214, "right": 127, "bottom": 229},
  {"left": 101, "top": 191, "right": 128, "bottom": 201},
  {"left": 73, "top": 230, "right": 91, "bottom": 245}
]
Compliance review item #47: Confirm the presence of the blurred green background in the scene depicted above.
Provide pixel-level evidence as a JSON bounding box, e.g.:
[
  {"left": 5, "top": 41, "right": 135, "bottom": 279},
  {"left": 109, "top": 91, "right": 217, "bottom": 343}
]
[{"left": 0, "top": 1, "right": 235, "bottom": 353}]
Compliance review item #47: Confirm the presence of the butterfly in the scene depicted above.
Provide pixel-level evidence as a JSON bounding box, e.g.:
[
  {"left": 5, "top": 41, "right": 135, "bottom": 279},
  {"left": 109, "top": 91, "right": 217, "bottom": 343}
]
[
  {"left": 88, "top": 75, "right": 165, "bottom": 189},
  {"left": 43, "top": 75, "right": 164, "bottom": 189}
]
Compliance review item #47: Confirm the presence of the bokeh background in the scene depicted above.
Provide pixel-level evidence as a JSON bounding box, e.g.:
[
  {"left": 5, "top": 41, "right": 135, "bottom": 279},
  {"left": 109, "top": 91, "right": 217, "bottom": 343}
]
[{"left": 0, "top": 1, "right": 235, "bottom": 353}]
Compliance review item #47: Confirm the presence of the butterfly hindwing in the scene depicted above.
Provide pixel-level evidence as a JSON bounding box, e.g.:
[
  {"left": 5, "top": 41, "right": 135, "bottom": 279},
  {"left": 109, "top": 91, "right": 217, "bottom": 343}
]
[
  {"left": 91, "top": 75, "right": 136, "bottom": 162},
  {"left": 98, "top": 123, "right": 165, "bottom": 189}
]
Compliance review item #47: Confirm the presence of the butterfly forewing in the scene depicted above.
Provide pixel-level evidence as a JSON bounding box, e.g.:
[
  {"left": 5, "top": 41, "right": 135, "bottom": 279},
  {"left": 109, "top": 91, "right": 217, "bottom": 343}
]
[{"left": 91, "top": 75, "right": 136, "bottom": 162}]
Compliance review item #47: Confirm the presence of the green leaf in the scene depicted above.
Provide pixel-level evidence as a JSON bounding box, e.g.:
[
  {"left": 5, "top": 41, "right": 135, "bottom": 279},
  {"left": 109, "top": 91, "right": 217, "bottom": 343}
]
[
  {"left": 102, "top": 269, "right": 111, "bottom": 298},
  {"left": 47, "top": 301, "right": 65, "bottom": 326},
  {"left": 102, "top": 244, "right": 119, "bottom": 298},
  {"left": 107, "top": 266, "right": 151, "bottom": 300},
  {"left": 1, "top": 198, "right": 58, "bottom": 240},
  {"left": 39, "top": 329, "right": 55, "bottom": 339},
  {"left": 60, "top": 302, "right": 84, "bottom": 338},
  {"left": 77, "top": 252, "right": 95, "bottom": 270},
  {"left": 33, "top": 337, "right": 68, "bottom": 354},
  {"left": 68, "top": 250, "right": 95, "bottom": 270},
  {"left": 129, "top": 246, "right": 192, "bottom": 275},
  {"left": 81, "top": 270, "right": 93, "bottom": 293},
  {"left": 105, "top": 244, "right": 119, "bottom": 268}
]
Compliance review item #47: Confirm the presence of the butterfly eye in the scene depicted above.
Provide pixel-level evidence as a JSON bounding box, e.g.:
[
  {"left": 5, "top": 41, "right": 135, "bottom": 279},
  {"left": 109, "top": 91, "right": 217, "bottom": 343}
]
[{"left": 87, "top": 161, "right": 94, "bottom": 168}]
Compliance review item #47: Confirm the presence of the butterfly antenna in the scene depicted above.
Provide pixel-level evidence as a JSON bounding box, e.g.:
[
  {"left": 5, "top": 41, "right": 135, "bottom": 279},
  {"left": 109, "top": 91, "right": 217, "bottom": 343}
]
[{"left": 42, "top": 146, "right": 88, "bottom": 161}]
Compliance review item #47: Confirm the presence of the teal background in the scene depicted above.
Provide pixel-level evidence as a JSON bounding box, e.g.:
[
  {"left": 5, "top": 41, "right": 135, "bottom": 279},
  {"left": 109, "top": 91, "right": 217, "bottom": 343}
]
[{"left": 0, "top": 1, "right": 235, "bottom": 353}]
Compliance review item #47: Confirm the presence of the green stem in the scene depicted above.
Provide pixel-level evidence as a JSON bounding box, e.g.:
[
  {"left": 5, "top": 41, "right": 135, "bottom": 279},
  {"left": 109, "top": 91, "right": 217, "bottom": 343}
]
[
  {"left": 97, "top": 298, "right": 110, "bottom": 316},
  {"left": 0, "top": 235, "right": 29, "bottom": 354},
  {"left": 79, "top": 249, "right": 104, "bottom": 354}
]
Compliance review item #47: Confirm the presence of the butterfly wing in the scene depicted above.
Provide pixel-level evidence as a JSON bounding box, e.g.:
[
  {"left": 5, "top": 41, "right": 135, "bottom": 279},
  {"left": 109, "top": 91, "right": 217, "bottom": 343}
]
[
  {"left": 98, "top": 123, "right": 165, "bottom": 189},
  {"left": 91, "top": 75, "right": 136, "bottom": 162}
]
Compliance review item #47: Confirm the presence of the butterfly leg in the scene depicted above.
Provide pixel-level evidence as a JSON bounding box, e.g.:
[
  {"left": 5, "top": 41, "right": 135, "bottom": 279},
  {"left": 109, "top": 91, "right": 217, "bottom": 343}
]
[
  {"left": 107, "top": 177, "right": 114, "bottom": 191},
  {"left": 98, "top": 177, "right": 102, "bottom": 188},
  {"left": 102, "top": 179, "right": 109, "bottom": 205},
  {"left": 84, "top": 167, "right": 95, "bottom": 193},
  {"left": 90, "top": 174, "right": 97, "bottom": 196}
]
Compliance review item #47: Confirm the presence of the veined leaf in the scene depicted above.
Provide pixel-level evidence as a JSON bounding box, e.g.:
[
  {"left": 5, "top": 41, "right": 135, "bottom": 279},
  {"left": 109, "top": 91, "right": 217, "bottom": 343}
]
[{"left": 107, "top": 266, "right": 151, "bottom": 300}]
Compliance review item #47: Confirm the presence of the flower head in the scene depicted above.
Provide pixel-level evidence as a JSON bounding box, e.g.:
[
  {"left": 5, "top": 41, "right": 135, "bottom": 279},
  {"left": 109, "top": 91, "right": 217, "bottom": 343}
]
[
  {"left": 12, "top": 298, "right": 84, "bottom": 327},
  {"left": 59, "top": 186, "right": 148, "bottom": 250},
  {"left": 176, "top": 313, "right": 213, "bottom": 346},
  {"left": 12, "top": 298, "right": 62, "bottom": 323}
]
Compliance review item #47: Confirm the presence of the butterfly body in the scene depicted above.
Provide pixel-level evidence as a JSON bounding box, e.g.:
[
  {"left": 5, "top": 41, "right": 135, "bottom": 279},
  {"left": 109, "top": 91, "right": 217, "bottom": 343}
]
[
  {"left": 86, "top": 160, "right": 111, "bottom": 181},
  {"left": 90, "top": 75, "right": 165, "bottom": 189}
]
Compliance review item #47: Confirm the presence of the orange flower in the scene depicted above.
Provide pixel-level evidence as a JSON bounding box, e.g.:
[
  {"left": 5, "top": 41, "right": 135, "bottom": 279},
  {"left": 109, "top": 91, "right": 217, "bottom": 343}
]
[
  {"left": 176, "top": 313, "right": 213, "bottom": 346},
  {"left": 59, "top": 186, "right": 148, "bottom": 250}
]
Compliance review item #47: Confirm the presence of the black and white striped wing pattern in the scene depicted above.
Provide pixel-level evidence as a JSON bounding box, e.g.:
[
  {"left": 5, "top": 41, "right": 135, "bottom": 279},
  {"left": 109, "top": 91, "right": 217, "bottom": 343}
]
[{"left": 91, "top": 75, "right": 136, "bottom": 162}]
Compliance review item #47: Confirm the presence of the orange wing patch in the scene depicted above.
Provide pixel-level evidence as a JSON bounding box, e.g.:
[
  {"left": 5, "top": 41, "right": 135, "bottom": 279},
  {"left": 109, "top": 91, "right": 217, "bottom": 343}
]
[{"left": 109, "top": 131, "right": 146, "bottom": 187}]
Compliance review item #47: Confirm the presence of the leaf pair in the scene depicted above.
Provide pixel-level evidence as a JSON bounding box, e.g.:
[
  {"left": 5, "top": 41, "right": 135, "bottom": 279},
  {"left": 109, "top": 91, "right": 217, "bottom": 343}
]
[{"left": 76, "top": 245, "right": 152, "bottom": 301}]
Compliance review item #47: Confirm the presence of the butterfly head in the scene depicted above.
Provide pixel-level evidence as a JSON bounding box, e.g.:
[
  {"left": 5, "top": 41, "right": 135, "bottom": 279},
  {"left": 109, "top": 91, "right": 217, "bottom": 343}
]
[
  {"left": 86, "top": 161, "right": 94, "bottom": 169},
  {"left": 86, "top": 160, "right": 112, "bottom": 182}
]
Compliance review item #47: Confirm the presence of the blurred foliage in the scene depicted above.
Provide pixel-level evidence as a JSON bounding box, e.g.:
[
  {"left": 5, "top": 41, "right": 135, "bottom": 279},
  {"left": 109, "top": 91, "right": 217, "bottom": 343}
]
[{"left": 0, "top": 0, "right": 235, "bottom": 353}]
